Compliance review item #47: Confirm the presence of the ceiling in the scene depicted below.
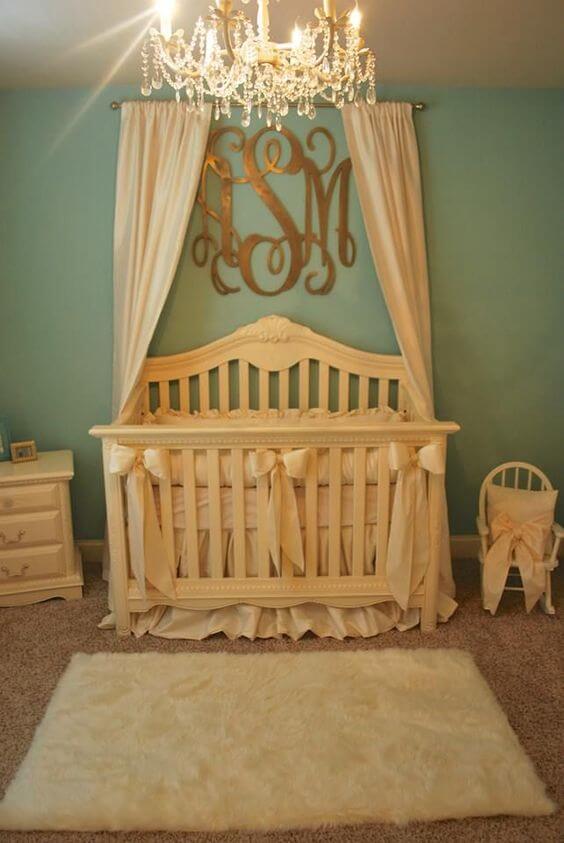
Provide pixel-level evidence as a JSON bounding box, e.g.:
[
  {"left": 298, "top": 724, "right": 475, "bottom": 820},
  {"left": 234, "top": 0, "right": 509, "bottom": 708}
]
[{"left": 0, "top": 0, "right": 563, "bottom": 89}]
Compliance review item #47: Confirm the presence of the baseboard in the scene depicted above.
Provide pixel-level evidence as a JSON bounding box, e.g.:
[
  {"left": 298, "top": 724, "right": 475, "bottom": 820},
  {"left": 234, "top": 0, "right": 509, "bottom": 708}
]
[
  {"left": 450, "top": 535, "right": 480, "bottom": 560},
  {"left": 77, "top": 540, "right": 105, "bottom": 564}
]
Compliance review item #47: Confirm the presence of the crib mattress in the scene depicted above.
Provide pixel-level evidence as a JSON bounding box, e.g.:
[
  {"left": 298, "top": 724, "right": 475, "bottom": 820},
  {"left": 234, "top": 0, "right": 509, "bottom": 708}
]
[{"left": 155, "top": 483, "right": 394, "bottom": 530}]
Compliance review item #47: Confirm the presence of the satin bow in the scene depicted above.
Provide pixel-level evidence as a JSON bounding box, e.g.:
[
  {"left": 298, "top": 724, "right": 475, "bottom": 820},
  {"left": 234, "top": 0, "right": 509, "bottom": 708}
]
[
  {"left": 388, "top": 441, "right": 446, "bottom": 475},
  {"left": 109, "top": 444, "right": 176, "bottom": 599},
  {"left": 483, "top": 511, "right": 550, "bottom": 614},
  {"left": 250, "top": 449, "right": 311, "bottom": 574},
  {"left": 386, "top": 441, "right": 446, "bottom": 609}
]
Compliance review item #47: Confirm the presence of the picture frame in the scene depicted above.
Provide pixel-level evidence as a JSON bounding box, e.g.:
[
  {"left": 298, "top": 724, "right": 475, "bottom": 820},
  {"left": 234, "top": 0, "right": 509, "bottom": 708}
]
[
  {"left": 10, "top": 439, "right": 38, "bottom": 463},
  {"left": 0, "top": 417, "right": 11, "bottom": 463}
]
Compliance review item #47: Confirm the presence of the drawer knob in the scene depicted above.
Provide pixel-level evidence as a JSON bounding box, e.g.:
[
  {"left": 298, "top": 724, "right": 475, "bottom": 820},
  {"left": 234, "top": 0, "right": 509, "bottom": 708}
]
[
  {"left": 1, "top": 563, "right": 29, "bottom": 579},
  {"left": 0, "top": 530, "right": 25, "bottom": 546}
]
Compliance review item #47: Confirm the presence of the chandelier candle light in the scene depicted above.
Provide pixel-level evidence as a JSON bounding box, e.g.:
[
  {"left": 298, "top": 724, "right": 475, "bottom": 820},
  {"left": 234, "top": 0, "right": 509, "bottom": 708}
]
[{"left": 142, "top": 0, "right": 376, "bottom": 128}]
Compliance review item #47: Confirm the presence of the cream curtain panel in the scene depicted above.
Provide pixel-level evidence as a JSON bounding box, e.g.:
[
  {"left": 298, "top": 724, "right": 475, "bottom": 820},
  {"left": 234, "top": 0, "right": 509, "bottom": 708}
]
[
  {"left": 342, "top": 102, "right": 433, "bottom": 419},
  {"left": 342, "top": 102, "right": 455, "bottom": 606},
  {"left": 112, "top": 101, "right": 211, "bottom": 421},
  {"left": 104, "top": 101, "right": 211, "bottom": 581}
]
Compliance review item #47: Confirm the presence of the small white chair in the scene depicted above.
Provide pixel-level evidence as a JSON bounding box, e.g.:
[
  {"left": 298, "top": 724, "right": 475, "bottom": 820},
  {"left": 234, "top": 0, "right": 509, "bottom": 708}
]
[{"left": 477, "top": 462, "right": 562, "bottom": 614}]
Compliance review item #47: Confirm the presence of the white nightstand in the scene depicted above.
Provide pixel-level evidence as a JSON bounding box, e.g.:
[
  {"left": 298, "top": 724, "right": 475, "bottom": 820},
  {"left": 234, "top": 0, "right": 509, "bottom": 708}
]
[{"left": 0, "top": 450, "right": 83, "bottom": 606}]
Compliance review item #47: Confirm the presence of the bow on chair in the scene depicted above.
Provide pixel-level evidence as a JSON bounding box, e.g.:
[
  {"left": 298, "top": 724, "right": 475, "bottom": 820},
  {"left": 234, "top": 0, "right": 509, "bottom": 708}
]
[
  {"left": 250, "top": 449, "right": 311, "bottom": 575},
  {"left": 109, "top": 444, "right": 176, "bottom": 599},
  {"left": 386, "top": 442, "right": 446, "bottom": 609},
  {"left": 483, "top": 511, "right": 550, "bottom": 614}
]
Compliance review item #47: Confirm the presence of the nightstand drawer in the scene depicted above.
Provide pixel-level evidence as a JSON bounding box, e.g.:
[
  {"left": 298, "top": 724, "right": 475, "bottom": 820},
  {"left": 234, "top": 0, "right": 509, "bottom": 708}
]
[
  {"left": 0, "top": 483, "right": 59, "bottom": 514},
  {"left": 0, "top": 544, "right": 65, "bottom": 582},
  {"left": 0, "top": 511, "right": 63, "bottom": 549}
]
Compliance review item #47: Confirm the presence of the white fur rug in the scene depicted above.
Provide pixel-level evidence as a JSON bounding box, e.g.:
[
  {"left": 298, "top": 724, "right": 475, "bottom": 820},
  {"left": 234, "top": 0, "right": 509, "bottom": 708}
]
[{"left": 0, "top": 649, "right": 553, "bottom": 832}]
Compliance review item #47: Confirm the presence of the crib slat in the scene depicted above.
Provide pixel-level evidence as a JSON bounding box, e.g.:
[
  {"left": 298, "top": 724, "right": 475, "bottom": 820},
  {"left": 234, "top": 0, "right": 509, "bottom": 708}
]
[
  {"left": 358, "top": 376, "right": 369, "bottom": 411},
  {"left": 219, "top": 363, "right": 229, "bottom": 412},
  {"left": 279, "top": 369, "right": 289, "bottom": 410},
  {"left": 257, "top": 474, "right": 270, "bottom": 577},
  {"left": 379, "top": 378, "right": 389, "bottom": 409},
  {"left": 328, "top": 448, "right": 342, "bottom": 577},
  {"left": 280, "top": 448, "right": 295, "bottom": 579},
  {"left": 514, "top": 467, "right": 520, "bottom": 488},
  {"left": 158, "top": 459, "right": 176, "bottom": 578},
  {"left": 142, "top": 386, "right": 150, "bottom": 415},
  {"left": 207, "top": 450, "right": 222, "bottom": 578},
  {"left": 199, "top": 372, "right": 210, "bottom": 413},
  {"left": 352, "top": 447, "right": 367, "bottom": 576},
  {"left": 319, "top": 362, "right": 329, "bottom": 410},
  {"left": 398, "top": 383, "right": 407, "bottom": 412},
  {"left": 179, "top": 378, "right": 190, "bottom": 412},
  {"left": 238, "top": 360, "right": 250, "bottom": 411},
  {"left": 305, "top": 449, "right": 318, "bottom": 578},
  {"left": 376, "top": 444, "right": 390, "bottom": 576},
  {"left": 501, "top": 469, "right": 507, "bottom": 486},
  {"left": 159, "top": 381, "right": 170, "bottom": 411},
  {"left": 338, "top": 372, "right": 349, "bottom": 412},
  {"left": 527, "top": 470, "right": 533, "bottom": 490},
  {"left": 259, "top": 369, "right": 269, "bottom": 410},
  {"left": 182, "top": 450, "right": 199, "bottom": 579},
  {"left": 299, "top": 360, "right": 309, "bottom": 409},
  {"left": 231, "top": 449, "right": 246, "bottom": 578}
]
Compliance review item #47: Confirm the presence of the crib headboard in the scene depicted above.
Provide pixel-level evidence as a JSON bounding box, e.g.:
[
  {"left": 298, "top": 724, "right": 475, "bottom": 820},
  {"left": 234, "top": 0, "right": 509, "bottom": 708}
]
[{"left": 139, "top": 316, "right": 413, "bottom": 417}]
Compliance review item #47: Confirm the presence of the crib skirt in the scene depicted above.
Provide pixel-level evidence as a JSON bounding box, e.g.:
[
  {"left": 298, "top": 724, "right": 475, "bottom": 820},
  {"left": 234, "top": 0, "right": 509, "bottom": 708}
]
[{"left": 124, "top": 600, "right": 422, "bottom": 640}]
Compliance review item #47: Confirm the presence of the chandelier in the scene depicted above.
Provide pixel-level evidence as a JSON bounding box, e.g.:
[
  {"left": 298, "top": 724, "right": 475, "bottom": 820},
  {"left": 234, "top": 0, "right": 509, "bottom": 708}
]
[{"left": 141, "top": 0, "right": 376, "bottom": 128}]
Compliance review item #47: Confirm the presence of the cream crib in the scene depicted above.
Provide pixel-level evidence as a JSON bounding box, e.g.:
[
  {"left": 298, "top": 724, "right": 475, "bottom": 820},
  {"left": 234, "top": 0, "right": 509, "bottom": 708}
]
[{"left": 90, "top": 316, "right": 459, "bottom": 637}]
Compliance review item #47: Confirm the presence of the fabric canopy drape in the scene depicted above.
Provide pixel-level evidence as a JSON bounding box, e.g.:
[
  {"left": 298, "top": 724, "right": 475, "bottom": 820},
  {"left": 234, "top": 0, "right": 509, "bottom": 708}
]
[
  {"left": 342, "top": 102, "right": 433, "bottom": 419},
  {"left": 112, "top": 101, "right": 211, "bottom": 421},
  {"left": 104, "top": 101, "right": 211, "bottom": 583},
  {"left": 342, "top": 102, "right": 455, "bottom": 604}
]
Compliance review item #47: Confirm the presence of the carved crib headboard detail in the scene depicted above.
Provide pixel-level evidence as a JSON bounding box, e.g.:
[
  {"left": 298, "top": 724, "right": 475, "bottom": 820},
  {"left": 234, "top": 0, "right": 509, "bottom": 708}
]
[{"left": 139, "top": 316, "right": 413, "bottom": 418}]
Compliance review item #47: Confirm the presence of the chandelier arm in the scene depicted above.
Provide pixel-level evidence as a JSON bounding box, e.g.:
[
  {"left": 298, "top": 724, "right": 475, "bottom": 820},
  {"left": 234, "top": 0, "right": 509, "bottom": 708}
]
[{"left": 219, "top": 13, "right": 237, "bottom": 62}]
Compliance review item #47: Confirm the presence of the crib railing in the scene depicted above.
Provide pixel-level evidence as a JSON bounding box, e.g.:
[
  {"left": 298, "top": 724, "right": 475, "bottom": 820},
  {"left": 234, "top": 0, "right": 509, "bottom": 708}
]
[
  {"left": 144, "top": 361, "right": 410, "bottom": 417},
  {"left": 154, "top": 444, "right": 394, "bottom": 582},
  {"left": 136, "top": 316, "right": 413, "bottom": 419}
]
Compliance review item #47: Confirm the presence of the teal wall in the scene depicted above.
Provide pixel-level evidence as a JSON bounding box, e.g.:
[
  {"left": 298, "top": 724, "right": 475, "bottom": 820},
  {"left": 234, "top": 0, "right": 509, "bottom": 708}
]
[{"left": 1, "top": 85, "right": 562, "bottom": 538}]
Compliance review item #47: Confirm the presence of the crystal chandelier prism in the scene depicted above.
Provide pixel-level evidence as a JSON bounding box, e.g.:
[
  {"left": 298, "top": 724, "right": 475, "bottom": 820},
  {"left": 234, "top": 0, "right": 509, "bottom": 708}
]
[{"left": 141, "top": 0, "right": 376, "bottom": 128}]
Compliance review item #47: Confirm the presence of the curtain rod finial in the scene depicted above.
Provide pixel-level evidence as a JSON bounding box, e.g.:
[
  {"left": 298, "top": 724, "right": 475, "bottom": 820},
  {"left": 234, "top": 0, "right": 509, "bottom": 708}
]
[
  {"left": 111, "top": 100, "right": 121, "bottom": 110},
  {"left": 413, "top": 102, "right": 425, "bottom": 111}
]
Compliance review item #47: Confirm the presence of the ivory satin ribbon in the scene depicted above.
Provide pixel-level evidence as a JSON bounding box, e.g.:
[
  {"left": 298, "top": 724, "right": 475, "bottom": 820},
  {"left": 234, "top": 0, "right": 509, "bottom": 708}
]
[
  {"left": 483, "top": 511, "right": 550, "bottom": 614},
  {"left": 109, "top": 444, "right": 176, "bottom": 599},
  {"left": 386, "top": 442, "right": 446, "bottom": 609},
  {"left": 250, "top": 449, "right": 311, "bottom": 575}
]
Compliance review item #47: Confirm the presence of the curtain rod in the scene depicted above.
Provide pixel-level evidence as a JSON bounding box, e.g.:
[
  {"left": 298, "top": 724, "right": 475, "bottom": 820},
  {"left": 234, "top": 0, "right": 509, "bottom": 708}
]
[{"left": 110, "top": 99, "right": 426, "bottom": 111}]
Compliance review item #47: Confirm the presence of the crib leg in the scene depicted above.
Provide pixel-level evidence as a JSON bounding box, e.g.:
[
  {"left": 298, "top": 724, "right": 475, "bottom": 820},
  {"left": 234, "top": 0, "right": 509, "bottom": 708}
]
[
  {"left": 421, "top": 472, "right": 443, "bottom": 633},
  {"left": 540, "top": 571, "right": 556, "bottom": 616},
  {"left": 479, "top": 560, "right": 486, "bottom": 609},
  {"left": 421, "top": 599, "right": 438, "bottom": 633},
  {"left": 103, "top": 440, "right": 131, "bottom": 636}
]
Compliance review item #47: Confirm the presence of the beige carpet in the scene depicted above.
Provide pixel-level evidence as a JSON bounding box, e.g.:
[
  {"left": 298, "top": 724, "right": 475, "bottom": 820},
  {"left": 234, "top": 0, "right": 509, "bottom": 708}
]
[
  {"left": 0, "top": 649, "right": 553, "bottom": 832},
  {"left": 0, "top": 561, "right": 562, "bottom": 841}
]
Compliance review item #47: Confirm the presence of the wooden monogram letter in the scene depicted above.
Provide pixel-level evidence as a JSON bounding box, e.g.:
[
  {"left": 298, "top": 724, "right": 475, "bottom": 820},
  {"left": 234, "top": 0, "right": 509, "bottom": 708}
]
[{"left": 192, "top": 126, "right": 356, "bottom": 296}]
